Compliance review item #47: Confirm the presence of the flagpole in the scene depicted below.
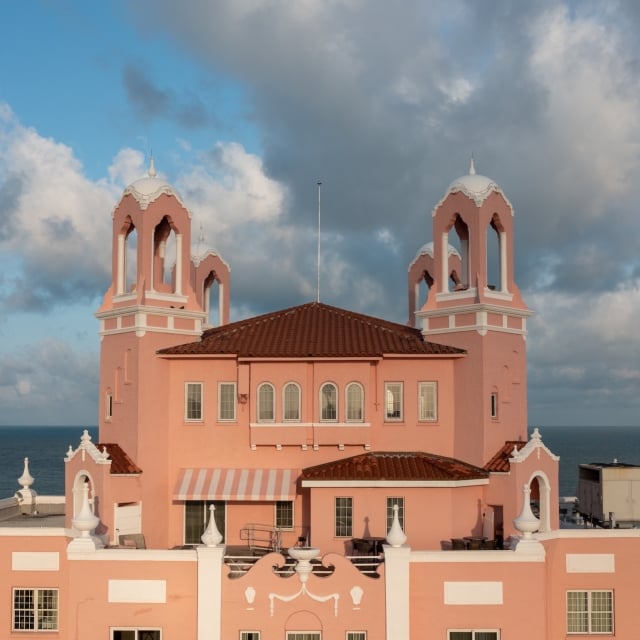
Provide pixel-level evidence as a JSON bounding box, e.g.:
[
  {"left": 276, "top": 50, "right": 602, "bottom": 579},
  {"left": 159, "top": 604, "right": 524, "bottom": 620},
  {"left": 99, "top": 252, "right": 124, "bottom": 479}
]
[{"left": 317, "top": 181, "right": 322, "bottom": 303}]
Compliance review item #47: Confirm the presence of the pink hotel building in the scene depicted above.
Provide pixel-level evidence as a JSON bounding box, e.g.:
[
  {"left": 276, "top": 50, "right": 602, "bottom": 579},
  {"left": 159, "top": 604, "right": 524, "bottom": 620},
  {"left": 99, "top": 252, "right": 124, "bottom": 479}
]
[{"left": 1, "top": 160, "right": 637, "bottom": 639}]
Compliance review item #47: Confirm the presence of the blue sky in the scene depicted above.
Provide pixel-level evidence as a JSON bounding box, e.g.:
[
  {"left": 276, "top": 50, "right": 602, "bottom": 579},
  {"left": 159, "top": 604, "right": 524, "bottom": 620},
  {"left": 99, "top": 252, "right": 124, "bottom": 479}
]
[{"left": 0, "top": 0, "right": 639, "bottom": 427}]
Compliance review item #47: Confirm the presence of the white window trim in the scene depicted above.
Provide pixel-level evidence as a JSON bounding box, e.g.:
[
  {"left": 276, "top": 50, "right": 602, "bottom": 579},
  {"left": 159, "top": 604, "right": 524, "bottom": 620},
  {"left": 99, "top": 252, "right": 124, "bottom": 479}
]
[
  {"left": 384, "top": 382, "right": 403, "bottom": 422},
  {"left": 286, "top": 633, "right": 321, "bottom": 640},
  {"left": 566, "top": 589, "right": 614, "bottom": 635},
  {"left": 418, "top": 381, "right": 438, "bottom": 422},
  {"left": 320, "top": 382, "right": 338, "bottom": 422},
  {"left": 346, "top": 382, "right": 364, "bottom": 422},
  {"left": 240, "top": 632, "right": 261, "bottom": 640},
  {"left": 283, "top": 382, "right": 302, "bottom": 422},
  {"left": 258, "top": 382, "right": 276, "bottom": 422},
  {"left": 218, "top": 382, "right": 237, "bottom": 422},
  {"left": 13, "top": 587, "right": 59, "bottom": 632},
  {"left": 334, "top": 496, "right": 353, "bottom": 538},
  {"left": 447, "top": 631, "right": 499, "bottom": 640},
  {"left": 346, "top": 633, "right": 367, "bottom": 640},
  {"left": 185, "top": 382, "right": 203, "bottom": 422},
  {"left": 490, "top": 391, "right": 499, "bottom": 419},
  {"left": 110, "top": 629, "right": 162, "bottom": 640},
  {"left": 275, "top": 500, "right": 295, "bottom": 530},
  {"left": 105, "top": 391, "right": 113, "bottom": 420}
]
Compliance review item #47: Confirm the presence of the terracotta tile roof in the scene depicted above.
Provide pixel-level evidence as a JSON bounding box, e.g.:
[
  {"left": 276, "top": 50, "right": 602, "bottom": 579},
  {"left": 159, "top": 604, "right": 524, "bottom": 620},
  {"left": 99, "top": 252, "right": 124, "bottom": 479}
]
[
  {"left": 96, "top": 443, "right": 142, "bottom": 475},
  {"left": 301, "top": 451, "right": 488, "bottom": 483},
  {"left": 484, "top": 440, "right": 526, "bottom": 472},
  {"left": 158, "top": 302, "right": 465, "bottom": 358}
]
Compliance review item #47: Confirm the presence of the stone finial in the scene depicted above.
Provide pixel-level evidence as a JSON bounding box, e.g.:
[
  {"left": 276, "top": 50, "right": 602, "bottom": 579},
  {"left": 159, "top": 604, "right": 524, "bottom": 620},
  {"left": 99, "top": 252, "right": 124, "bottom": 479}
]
[
  {"left": 148, "top": 154, "right": 157, "bottom": 177},
  {"left": 18, "top": 457, "right": 34, "bottom": 490},
  {"left": 469, "top": 154, "right": 476, "bottom": 175},
  {"left": 201, "top": 504, "right": 223, "bottom": 546},
  {"left": 513, "top": 484, "right": 540, "bottom": 539},
  {"left": 72, "top": 481, "right": 99, "bottom": 537},
  {"left": 386, "top": 503, "right": 407, "bottom": 547}
]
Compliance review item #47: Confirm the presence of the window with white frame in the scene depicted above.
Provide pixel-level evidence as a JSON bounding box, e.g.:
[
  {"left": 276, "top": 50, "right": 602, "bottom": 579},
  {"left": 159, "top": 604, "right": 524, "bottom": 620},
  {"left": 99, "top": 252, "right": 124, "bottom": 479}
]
[
  {"left": 218, "top": 382, "right": 236, "bottom": 421},
  {"left": 321, "top": 383, "right": 337, "bottom": 421},
  {"left": 13, "top": 588, "right": 58, "bottom": 631},
  {"left": 386, "top": 496, "right": 405, "bottom": 532},
  {"left": 112, "top": 630, "right": 162, "bottom": 640},
  {"left": 490, "top": 392, "right": 498, "bottom": 419},
  {"left": 384, "top": 382, "right": 403, "bottom": 421},
  {"left": 567, "top": 590, "right": 613, "bottom": 634},
  {"left": 275, "top": 500, "right": 294, "bottom": 529},
  {"left": 286, "top": 633, "right": 321, "bottom": 640},
  {"left": 258, "top": 383, "right": 275, "bottom": 421},
  {"left": 240, "top": 632, "right": 260, "bottom": 640},
  {"left": 448, "top": 632, "right": 499, "bottom": 640},
  {"left": 106, "top": 391, "right": 113, "bottom": 419},
  {"left": 346, "top": 383, "right": 364, "bottom": 422},
  {"left": 184, "top": 500, "right": 225, "bottom": 545},
  {"left": 283, "top": 383, "right": 301, "bottom": 421},
  {"left": 335, "top": 496, "right": 353, "bottom": 537},
  {"left": 346, "top": 633, "right": 367, "bottom": 640},
  {"left": 418, "top": 381, "right": 437, "bottom": 421},
  {"left": 185, "top": 382, "right": 203, "bottom": 421}
]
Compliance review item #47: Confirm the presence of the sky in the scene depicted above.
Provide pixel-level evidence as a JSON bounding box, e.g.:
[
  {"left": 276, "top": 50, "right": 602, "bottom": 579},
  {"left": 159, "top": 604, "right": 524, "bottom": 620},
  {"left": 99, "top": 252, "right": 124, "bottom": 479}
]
[{"left": 0, "top": 0, "right": 638, "bottom": 428}]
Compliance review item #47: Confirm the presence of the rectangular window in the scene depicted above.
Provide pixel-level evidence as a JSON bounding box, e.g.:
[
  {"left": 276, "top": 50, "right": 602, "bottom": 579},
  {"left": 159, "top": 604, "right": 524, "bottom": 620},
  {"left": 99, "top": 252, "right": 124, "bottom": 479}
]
[
  {"left": 386, "top": 496, "right": 405, "bottom": 532},
  {"left": 335, "top": 497, "right": 353, "bottom": 537},
  {"left": 448, "top": 632, "right": 499, "bottom": 640},
  {"left": 384, "top": 382, "right": 403, "bottom": 421},
  {"left": 218, "top": 382, "right": 236, "bottom": 421},
  {"left": 490, "top": 392, "right": 498, "bottom": 419},
  {"left": 567, "top": 590, "right": 613, "bottom": 634},
  {"left": 106, "top": 392, "right": 113, "bottom": 419},
  {"left": 418, "top": 382, "right": 437, "bottom": 421},
  {"left": 13, "top": 588, "right": 58, "bottom": 631},
  {"left": 240, "top": 633, "right": 260, "bottom": 640},
  {"left": 275, "top": 501, "right": 294, "bottom": 530},
  {"left": 286, "top": 634, "right": 321, "bottom": 640},
  {"left": 346, "top": 633, "right": 367, "bottom": 640},
  {"left": 112, "top": 631, "right": 162, "bottom": 640},
  {"left": 184, "top": 500, "right": 225, "bottom": 545},
  {"left": 185, "top": 382, "right": 203, "bottom": 421}
]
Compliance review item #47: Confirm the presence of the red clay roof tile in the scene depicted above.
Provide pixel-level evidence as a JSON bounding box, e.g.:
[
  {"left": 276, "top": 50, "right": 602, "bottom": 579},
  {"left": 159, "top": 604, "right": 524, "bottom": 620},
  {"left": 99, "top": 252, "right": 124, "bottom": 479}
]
[
  {"left": 484, "top": 441, "right": 526, "bottom": 472},
  {"left": 159, "top": 302, "right": 465, "bottom": 359},
  {"left": 96, "top": 443, "right": 142, "bottom": 475},
  {"left": 301, "top": 451, "right": 488, "bottom": 482}
]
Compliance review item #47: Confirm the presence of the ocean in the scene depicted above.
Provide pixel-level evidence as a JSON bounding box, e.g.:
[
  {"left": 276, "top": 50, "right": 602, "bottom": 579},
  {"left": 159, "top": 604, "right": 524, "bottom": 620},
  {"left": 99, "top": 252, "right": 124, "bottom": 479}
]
[{"left": 0, "top": 425, "right": 638, "bottom": 499}]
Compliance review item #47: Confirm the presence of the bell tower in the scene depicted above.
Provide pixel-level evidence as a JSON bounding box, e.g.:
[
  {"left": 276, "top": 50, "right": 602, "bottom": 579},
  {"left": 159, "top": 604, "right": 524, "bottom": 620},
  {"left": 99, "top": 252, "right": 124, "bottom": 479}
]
[
  {"left": 95, "top": 160, "right": 229, "bottom": 459},
  {"left": 414, "top": 161, "right": 532, "bottom": 466}
]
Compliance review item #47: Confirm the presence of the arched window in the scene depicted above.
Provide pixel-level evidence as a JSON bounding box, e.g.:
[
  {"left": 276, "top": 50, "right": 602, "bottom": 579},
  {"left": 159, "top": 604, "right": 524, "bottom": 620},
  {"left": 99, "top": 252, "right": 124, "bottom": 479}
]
[
  {"left": 346, "top": 383, "right": 363, "bottom": 422},
  {"left": 283, "top": 383, "right": 301, "bottom": 421},
  {"left": 258, "top": 383, "right": 275, "bottom": 422},
  {"left": 320, "top": 383, "right": 337, "bottom": 421}
]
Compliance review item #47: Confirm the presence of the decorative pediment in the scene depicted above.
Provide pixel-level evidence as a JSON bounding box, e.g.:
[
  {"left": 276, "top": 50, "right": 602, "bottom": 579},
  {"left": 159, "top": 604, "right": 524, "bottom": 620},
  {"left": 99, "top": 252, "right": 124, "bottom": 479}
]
[
  {"left": 509, "top": 428, "right": 559, "bottom": 464},
  {"left": 64, "top": 430, "right": 111, "bottom": 466}
]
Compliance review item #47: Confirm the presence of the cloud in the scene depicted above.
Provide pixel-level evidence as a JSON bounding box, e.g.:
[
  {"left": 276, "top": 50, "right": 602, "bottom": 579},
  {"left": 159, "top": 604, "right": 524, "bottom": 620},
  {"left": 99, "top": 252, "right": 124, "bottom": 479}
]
[
  {"left": 122, "top": 63, "right": 211, "bottom": 129},
  {"left": 0, "top": 339, "right": 98, "bottom": 426}
]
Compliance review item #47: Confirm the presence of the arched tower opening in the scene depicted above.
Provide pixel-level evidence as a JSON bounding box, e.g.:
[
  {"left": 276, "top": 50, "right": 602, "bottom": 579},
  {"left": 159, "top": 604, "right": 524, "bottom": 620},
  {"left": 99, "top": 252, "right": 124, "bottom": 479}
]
[
  {"left": 203, "top": 270, "right": 223, "bottom": 327},
  {"left": 117, "top": 217, "right": 138, "bottom": 295},
  {"left": 486, "top": 212, "right": 507, "bottom": 292},
  {"left": 153, "top": 215, "right": 180, "bottom": 293},
  {"left": 442, "top": 213, "right": 469, "bottom": 291}
]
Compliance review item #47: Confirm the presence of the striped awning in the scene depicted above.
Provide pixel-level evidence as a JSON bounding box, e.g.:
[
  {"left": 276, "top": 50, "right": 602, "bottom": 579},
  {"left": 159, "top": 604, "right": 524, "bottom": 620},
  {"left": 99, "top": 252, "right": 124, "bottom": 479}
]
[{"left": 174, "top": 468, "right": 299, "bottom": 501}]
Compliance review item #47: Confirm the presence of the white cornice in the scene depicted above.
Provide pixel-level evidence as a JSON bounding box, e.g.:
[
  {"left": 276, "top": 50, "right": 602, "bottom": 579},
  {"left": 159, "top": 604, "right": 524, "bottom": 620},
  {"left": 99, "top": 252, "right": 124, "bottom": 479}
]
[{"left": 301, "top": 479, "right": 489, "bottom": 488}]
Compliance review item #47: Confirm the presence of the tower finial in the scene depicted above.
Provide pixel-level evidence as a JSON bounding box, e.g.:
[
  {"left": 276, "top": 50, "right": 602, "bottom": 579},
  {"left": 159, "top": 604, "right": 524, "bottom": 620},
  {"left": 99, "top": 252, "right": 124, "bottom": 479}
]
[
  {"left": 469, "top": 153, "right": 476, "bottom": 175},
  {"left": 148, "top": 153, "right": 157, "bottom": 178}
]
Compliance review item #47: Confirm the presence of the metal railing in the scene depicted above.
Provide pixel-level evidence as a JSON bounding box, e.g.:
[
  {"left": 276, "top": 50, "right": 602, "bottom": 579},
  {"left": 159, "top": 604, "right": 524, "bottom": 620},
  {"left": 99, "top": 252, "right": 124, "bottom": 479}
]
[{"left": 239, "top": 523, "right": 282, "bottom": 553}]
